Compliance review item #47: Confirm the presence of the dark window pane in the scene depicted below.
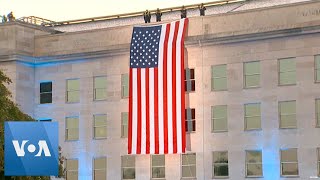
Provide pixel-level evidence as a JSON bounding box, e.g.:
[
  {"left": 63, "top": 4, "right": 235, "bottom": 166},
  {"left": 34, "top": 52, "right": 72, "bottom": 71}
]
[
  {"left": 191, "top": 109, "right": 195, "bottom": 119},
  {"left": 190, "top": 69, "right": 195, "bottom": 79},
  {"left": 40, "top": 82, "right": 52, "bottom": 93},
  {"left": 214, "top": 165, "right": 228, "bottom": 176},
  {"left": 40, "top": 93, "right": 52, "bottom": 104}
]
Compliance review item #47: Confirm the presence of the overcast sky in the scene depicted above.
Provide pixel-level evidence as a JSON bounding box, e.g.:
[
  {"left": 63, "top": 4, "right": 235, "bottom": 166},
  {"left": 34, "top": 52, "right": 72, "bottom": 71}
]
[{"left": 1, "top": 0, "right": 217, "bottom": 21}]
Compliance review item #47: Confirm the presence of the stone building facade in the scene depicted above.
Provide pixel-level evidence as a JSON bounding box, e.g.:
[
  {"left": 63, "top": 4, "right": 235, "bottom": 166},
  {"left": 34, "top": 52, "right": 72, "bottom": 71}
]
[{"left": 1, "top": 1, "right": 320, "bottom": 179}]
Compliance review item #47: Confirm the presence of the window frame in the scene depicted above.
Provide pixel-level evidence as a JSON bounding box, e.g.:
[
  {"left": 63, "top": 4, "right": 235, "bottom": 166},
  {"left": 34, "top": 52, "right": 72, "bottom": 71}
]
[
  {"left": 40, "top": 81, "right": 52, "bottom": 104},
  {"left": 315, "top": 55, "right": 320, "bottom": 83},
  {"left": 66, "top": 79, "right": 80, "bottom": 103},
  {"left": 151, "top": 155, "right": 165, "bottom": 179},
  {"left": 121, "top": 74, "right": 129, "bottom": 99},
  {"left": 66, "top": 158, "right": 79, "bottom": 180},
  {"left": 121, "top": 112, "right": 129, "bottom": 138},
  {"left": 243, "top": 61, "right": 260, "bottom": 89},
  {"left": 185, "top": 108, "right": 196, "bottom": 133},
  {"left": 65, "top": 116, "right": 79, "bottom": 141},
  {"left": 181, "top": 153, "right": 196, "bottom": 179},
  {"left": 93, "top": 157, "right": 107, "bottom": 180},
  {"left": 279, "top": 100, "right": 296, "bottom": 129},
  {"left": 316, "top": 99, "right": 320, "bottom": 128},
  {"left": 184, "top": 68, "right": 195, "bottom": 92},
  {"left": 93, "top": 114, "right": 107, "bottom": 139},
  {"left": 93, "top": 76, "right": 107, "bottom": 101},
  {"left": 211, "top": 105, "right": 228, "bottom": 133},
  {"left": 245, "top": 150, "right": 263, "bottom": 177},
  {"left": 280, "top": 148, "right": 299, "bottom": 177},
  {"left": 278, "top": 58, "right": 296, "bottom": 86},
  {"left": 212, "top": 151, "right": 229, "bottom": 178},
  {"left": 244, "top": 103, "right": 261, "bottom": 131},
  {"left": 121, "top": 155, "right": 135, "bottom": 180},
  {"left": 317, "top": 147, "right": 320, "bottom": 177},
  {"left": 211, "top": 64, "right": 227, "bottom": 91}
]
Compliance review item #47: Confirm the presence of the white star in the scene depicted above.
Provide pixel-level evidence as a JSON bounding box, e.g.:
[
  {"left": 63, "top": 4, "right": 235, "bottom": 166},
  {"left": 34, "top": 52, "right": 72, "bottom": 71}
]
[
  {"left": 149, "top": 49, "right": 151, "bottom": 52},
  {"left": 136, "top": 63, "right": 139, "bottom": 65},
  {"left": 142, "top": 56, "right": 145, "bottom": 58},
  {"left": 155, "top": 62, "right": 157, "bottom": 64},
  {"left": 134, "top": 60, "right": 136, "bottom": 62},
  {"left": 143, "top": 63, "right": 145, "bottom": 65},
  {"left": 134, "top": 53, "right": 136, "bottom": 55},
  {"left": 151, "top": 37, "right": 153, "bottom": 39},
  {"left": 134, "top": 47, "right": 136, "bottom": 49},
  {"left": 131, "top": 56, "right": 133, "bottom": 59},
  {"left": 156, "top": 42, "right": 158, "bottom": 44},
  {"left": 146, "top": 31, "right": 149, "bottom": 33},
  {"left": 152, "top": 59, "right": 154, "bottom": 61},
  {"left": 140, "top": 47, "right": 142, "bottom": 49},
  {"left": 146, "top": 53, "right": 148, "bottom": 55},
  {"left": 155, "top": 48, "right": 158, "bottom": 51},
  {"left": 152, "top": 45, "right": 155, "bottom": 48},
  {"left": 140, "top": 53, "right": 142, "bottom": 55},
  {"left": 139, "top": 31, "right": 142, "bottom": 34},
  {"left": 143, "top": 50, "right": 145, "bottom": 52},
  {"left": 140, "top": 60, "right": 142, "bottom": 62},
  {"left": 131, "top": 50, "right": 133, "bottom": 52},
  {"left": 154, "top": 33, "right": 157, "bottom": 35},
  {"left": 155, "top": 55, "right": 157, "bottom": 57},
  {"left": 149, "top": 56, "right": 151, "bottom": 58},
  {"left": 131, "top": 63, "right": 133, "bottom": 65},
  {"left": 142, "top": 34, "right": 145, "bottom": 37},
  {"left": 157, "top": 36, "right": 159, "bottom": 38},
  {"left": 136, "top": 57, "right": 138, "bottom": 59},
  {"left": 158, "top": 30, "right": 160, "bottom": 32}
]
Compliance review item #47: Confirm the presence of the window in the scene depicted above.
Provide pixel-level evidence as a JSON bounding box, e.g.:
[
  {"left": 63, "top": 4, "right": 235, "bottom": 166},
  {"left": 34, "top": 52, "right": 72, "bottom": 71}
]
[
  {"left": 66, "top": 117, "right": 79, "bottom": 141},
  {"left": 66, "top": 159, "right": 78, "bottom": 180},
  {"left": 244, "top": 103, "right": 261, "bottom": 130},
  {"left": 279, "top": 58, "right": 296, "bottom": 85},
  {"left": 66, "top": 79, "right": 80, "bottom": 103},
  {"left": 211, "top": 64, "right": 227, "bottom": 91},
  {"left": 93, "top": 157, "right": 106, "bottom": 180},
  {"left": 317, "top": 148, "right": 320, "bottom": 177},
  {"left": 122, "top": 155, "right": 135, "bottom": 180},
  {"left": 181, "top": 153, "right": 196, "bottom": 179},
  {"left": 40, "top": 82, "right": 52, "bottom": 104},
  {"left": 315, "top": 55, "right": 320, "bottom": 82},
  {"left": 121, "top": 112, "right": 128, "bottom": 138},
  {"left": 211, "top": 105, "right": 227, "bottom": 132},
  {"left": 185, "top": 108, "right": 195, "bottom": 132},
  {"left": 151, "top": 155, "right": 165, "bottom": 179},
  {"left": 212, "top": 151, "right": 228, "bottom": 178},
  {"left": 94, "top": 76, "right": 107, "bottom": 100},
  {"left": 316, "top": 99, "right": 320, "bottom": 127},
  {"left": 246, "top": 150, "right": 263, "bottom": 177},
  {"left": 185, "top": 68, "right": 195, "bottom": 92},
  {"left": 280, "top": 148, "right": 298, "bottom": 176},
  {"left": 244, "top": 61, "right": 260, "bottom": 88},
  {"left": 93, "top": 114, "right": 107, "bottom": 139},
  {"left": 279, "top": 101, "right": 296, "bottom": 128},
  {"left": 121, "top": 74, "right": 129, "bottom": 98}
]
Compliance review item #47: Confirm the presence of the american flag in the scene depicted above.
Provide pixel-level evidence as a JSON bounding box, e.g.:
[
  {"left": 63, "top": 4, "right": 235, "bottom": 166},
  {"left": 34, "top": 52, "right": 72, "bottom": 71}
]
[{"left": 128, "top": 19, "right": 188, "bottom": 155}]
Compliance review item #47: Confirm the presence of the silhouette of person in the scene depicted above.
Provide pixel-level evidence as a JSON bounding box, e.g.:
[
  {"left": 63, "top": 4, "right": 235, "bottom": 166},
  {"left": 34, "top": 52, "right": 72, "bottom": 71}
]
[
  {"left": 181, "top": 6, "right": 187, "bottom": 19},
  {"left": 7, "top": 11, "right": 15, "bottom": 22},
  {"left": 199, "top": 3, "right": 206, "bottom": 16},
  {"left": 156, "top": 8, "right": 162, "bottom": 22},
  {"left": 143, "top": 10, "right": 151, "bottom": 23},
  {"left": 2, "top": 15, "right": 7, "bottom": 23}
]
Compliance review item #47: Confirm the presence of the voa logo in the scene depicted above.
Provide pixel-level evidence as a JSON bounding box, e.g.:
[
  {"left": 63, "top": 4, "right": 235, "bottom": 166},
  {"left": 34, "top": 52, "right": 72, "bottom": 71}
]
[
  {"left": 12, "top": 140, "right": 51, "bottom": 157},
  {"left": 5, "top": 122, "right": 58, "bottom": 176}
]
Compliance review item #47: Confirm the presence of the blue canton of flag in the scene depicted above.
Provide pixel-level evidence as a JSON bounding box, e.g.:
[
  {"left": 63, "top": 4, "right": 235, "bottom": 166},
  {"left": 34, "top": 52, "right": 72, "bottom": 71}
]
[{"left": 130, "top": 26, "right": 162, "bottom": 68}]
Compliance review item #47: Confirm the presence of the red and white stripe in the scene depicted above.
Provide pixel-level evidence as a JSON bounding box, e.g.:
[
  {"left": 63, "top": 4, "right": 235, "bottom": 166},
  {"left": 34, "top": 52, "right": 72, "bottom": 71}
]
[{"left": 128, "top": 18, "right": 188, "bottom": 154}]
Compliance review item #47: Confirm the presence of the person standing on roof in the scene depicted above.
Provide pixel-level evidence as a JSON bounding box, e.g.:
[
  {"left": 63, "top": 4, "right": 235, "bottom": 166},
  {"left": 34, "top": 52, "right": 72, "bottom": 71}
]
[
  {"left": 143, "top": 10, "right": 151, "bottom": 23},
  {"left": 199, "top": 3, "right": 206, "bottom": 16},
  {"left": 7, "top": 11, "right": 15, "bottom": 22},
  {"left": 181, "top": 6, "right": 187, "bottom": 19},
  {"left": 156, "top": 8, "right": 162, "bottom": 22}
]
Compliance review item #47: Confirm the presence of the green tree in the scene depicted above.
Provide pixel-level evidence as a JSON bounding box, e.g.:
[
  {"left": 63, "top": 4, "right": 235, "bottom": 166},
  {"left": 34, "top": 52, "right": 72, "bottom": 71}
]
[{"left": 0, "top": 70, "right": 64, "bottom": 179}]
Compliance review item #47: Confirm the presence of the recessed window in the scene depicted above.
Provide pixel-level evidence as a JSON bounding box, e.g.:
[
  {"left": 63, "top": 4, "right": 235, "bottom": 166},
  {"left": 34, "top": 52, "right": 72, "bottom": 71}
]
[
  {"left": 279, "top": 58, "right": 296, "bottom": 85},
  {"left": 212, "top": 151, "right": 228, "bottom": 178},
  {"left": 121, "top": 74, "right": 129, "bottom": 98},
  {"left": 66, "top": 79, "right": 80, "bottom": 103},
  {"left": 244, "top": 103, "right": 261, "bottom": 130},
  {"left": 246, "top": 150, "right": 263, "bottom": 177},
  {"left": 94, "top": 76, "right": 107, "bottom": 100},
  {"left": 279, "top": 101, "right": 296, "bottom": 128},
  {"left": 181, "top": 153, "right": 196, "bottom": 179},
  {"left": 315, "top": 55, "right": 320, "bottom": 82},
  {"left": 280, "top": 148, "right": 299, "bottom": 176},
  {"left": 211, "top": 105, "right": 227, "bottom": 132},
  {"left": 66, "top": 117, "right": 79, "bottom": 141},
  {"left": 40, "top": 82, "right": 52, "bottom": 104},
  {"left": 185, "top": 68, "right": 195, "bottom": 92},
  {"left": 211, "top": 64, "right": 227, "bottom": 91},
  {"left": 185, "top": 108, "right": 195, "bottom": 132},
  {"left": 66, "top": 159, "right": 78, "bottom": 180},
  {"left": 317, "top": 148, "right": 320, "bottom": 177},
  {"left": 121, "top": 112, "right": 128, "bottom": 138},
  {"left": 93, "top": 114, "right": 107, "bottom": 139},
  {"left": 122, "top": 155, "right": 135, "bottom": 180},
  {"left": 316, "top": 99, "right": 320, "bottom": 127},
  {"left": 93, "top": 157, "right": 106, "bottom": 180},
  {"left": 38, "top": 118, "right": 52, "bottom": 122},
  {"left": 151, "top": 155, "right": 165, "bottom": 179},
  {"left": 244, "top": 61, "right": 260, "bottom": 88}
]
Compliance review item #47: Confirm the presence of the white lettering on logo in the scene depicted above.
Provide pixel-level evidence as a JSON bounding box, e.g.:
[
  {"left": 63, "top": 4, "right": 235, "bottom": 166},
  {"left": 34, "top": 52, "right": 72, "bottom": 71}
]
[{"left": 12, "top": 140, "right": 51, "bottom": 157}]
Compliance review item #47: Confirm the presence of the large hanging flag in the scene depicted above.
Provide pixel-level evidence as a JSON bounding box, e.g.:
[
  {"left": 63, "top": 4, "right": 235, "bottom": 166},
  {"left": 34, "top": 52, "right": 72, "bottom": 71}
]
[{"left": 128, "top": 18, "right": 188, "bottom": 155}]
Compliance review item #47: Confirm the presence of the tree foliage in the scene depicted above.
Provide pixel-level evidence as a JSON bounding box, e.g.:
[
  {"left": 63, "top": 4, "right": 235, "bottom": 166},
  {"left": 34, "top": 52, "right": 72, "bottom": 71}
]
[{"left": 0, "top": 70, "right": 52, "bottom": 180}]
